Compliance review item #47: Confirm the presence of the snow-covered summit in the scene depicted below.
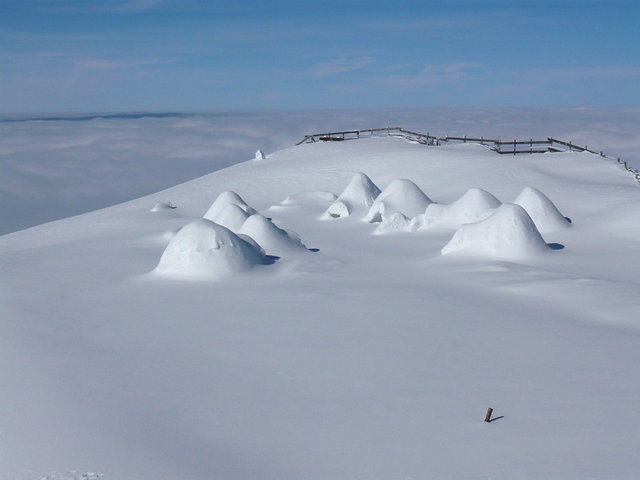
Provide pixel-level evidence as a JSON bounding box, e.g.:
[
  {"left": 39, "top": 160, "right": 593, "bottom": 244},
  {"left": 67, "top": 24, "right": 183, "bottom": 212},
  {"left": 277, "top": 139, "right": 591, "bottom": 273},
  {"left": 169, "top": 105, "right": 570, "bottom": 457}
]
[{"left": 2, "top": 135, "right": 640, "bottom": 480}]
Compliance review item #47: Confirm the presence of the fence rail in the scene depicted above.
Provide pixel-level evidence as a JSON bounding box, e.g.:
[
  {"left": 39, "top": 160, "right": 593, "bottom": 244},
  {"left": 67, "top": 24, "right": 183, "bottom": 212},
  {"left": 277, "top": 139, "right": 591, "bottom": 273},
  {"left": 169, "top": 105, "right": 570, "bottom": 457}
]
[{"left": 296, "top": 127, "right": 640, "bottom": 184}]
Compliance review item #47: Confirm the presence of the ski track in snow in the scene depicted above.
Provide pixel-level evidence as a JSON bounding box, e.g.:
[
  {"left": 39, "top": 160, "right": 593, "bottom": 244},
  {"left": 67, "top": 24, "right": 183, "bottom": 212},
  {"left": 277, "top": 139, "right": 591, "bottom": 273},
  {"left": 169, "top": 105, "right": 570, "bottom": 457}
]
[{"left": 2, "top": 136, "right": 640, "bottom": 479}]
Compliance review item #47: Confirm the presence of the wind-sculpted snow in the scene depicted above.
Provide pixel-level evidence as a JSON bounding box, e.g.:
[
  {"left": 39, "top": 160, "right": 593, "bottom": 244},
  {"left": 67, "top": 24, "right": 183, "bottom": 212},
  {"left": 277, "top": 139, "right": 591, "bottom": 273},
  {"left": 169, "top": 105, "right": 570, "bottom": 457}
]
[
  {"left": 212, "top": 203, "right": 252, "bottom": 232},
  {"left": 4, "top": 136, "right": 640, "bottom": 480},
  {"left": 150, "top": 201, "right": 177, "bottom": 212},
  {"left": 153, "top": 219, "right": 269, "bottom": 280},
  {"left": 374, "top": 211, "right": 412, "bottom": 235},
  {"left": 513, "top": 186, "right": 571, "bottom": 233},
  {"left": 239, "top": 214, "right": 307, "bottom": 257},
  {"left": 203, "top": 191, "right": 257, "bottom": 222},
  {"left": 417, "top": 188, "right": 501, "bottom": 230},
  {"left": 441, "top": 203, "right": 550, "bottom": 260},
  {"left": 323, "top": 172, "right": 381, "bottom": 219},
  {"left": 364, "top": 179, "right": 432, "bottom": 223}
]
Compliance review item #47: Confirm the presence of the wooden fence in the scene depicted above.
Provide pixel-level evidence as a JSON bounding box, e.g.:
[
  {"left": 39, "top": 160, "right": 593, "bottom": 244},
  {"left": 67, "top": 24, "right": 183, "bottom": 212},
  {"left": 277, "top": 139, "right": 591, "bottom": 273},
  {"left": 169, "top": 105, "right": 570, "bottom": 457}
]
[{"left": 296, "top": 127, "right": 640, "bottom": 184}]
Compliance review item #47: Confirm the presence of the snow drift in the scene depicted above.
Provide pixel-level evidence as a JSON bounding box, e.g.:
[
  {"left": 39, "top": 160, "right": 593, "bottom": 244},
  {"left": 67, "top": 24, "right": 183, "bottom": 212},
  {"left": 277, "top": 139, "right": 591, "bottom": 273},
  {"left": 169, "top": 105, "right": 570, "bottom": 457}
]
[
  {"left": 203, "top": 191, "right": 257, "bottom": 222},
  {"left": 323, "top": 173, "right": 381, "bottom": 219},
  {"left": 374, "top": 212, "right": 412, "bottom": 235},
  {"left": 364, "top": 179, "right": 432, "bottom": 223},
  {"left": 441, "top": 203, "right": 551, "bottom": 260},
  {"left": 280, "top": 191, "right": 337, "bottom": 206},
  {"left": 150, "top": 201, "right": 176, "bottom": 212},
  {"left": 239, "top": 214, "right": 307, "bottom": 256},
  {"left": 513, "top": 186, "right": 571, "bottom": 233},
  {"left": 211, "top": 203, "right": 251, "bottom": 232},
  {"left": 153, "top": 219, "right": 269, "bottom": 279},
  {"left": 418, "top": 188, "right": 501, "bottom": 230}
]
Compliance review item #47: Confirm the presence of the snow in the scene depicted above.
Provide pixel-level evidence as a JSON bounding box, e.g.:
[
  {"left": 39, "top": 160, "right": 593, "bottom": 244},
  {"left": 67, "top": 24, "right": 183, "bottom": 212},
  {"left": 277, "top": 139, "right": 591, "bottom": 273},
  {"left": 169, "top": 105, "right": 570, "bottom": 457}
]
[
  {"left": 279, "top": 191, "right": 337, "bottom": 206},
  {"left": 2, "top": 134, "right": 640, "bottom": 480},
  {"left": 364, "top": 178, "right": 432, "bottom": 223},
  {"left": 255, "top": 149, "right": 266, "bottom": 161},
  {"left": 441, "top": 203, "right": 551, "bottom": 260},
  {"left": 374, "top": 211, "right": 412, "bottom": 235},
  {"left": 238, "top": 214, "right": 308, "bottom": 257},
  {"left": 323, "top": 172, "right": 381, "bottom": 219},
  {"left": 418, "top": 187, "right": 502, "bottom": 230},
  {"left": 513, "top": 186, "right": 572, "bottom": 233},
  {"left": 2, "top": 108, "right": 638, "bottom": 235},
  {"left": 209, "top": 203, "right": 251, "bottom": 232},
  {"left": 202, "top": 190, "right": 257, "bottom": 222},
  {"left": 152, "top": 218, "right": 269, "bottom": 280},
  {"left": 149, "top": 202, "right": 176, "bottom": 212}
]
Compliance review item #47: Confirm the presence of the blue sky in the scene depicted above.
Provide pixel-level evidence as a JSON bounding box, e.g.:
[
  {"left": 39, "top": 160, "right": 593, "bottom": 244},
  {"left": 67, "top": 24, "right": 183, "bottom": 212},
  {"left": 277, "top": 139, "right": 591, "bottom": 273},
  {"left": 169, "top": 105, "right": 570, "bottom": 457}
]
[{"left": 1, "top": 0, "right": 639, "bottom": 113}]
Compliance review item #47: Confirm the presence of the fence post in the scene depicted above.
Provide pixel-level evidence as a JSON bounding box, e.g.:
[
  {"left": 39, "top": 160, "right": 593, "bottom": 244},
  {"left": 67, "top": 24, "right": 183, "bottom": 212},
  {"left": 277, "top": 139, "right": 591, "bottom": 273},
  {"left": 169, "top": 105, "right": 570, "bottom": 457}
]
[
  {"left": 514, "top": 140, "right": 516, "bottom": 156},
  {"left": 485, "top": 408, "right": 493, "bottom": 422}
]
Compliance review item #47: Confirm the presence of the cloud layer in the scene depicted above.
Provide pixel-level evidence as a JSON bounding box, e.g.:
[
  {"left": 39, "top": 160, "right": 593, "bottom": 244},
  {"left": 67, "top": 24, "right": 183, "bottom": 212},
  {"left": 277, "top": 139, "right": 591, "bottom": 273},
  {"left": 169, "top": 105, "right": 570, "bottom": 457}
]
[{"left": 1, "top": 108, "right": 639, "bottom": 235}]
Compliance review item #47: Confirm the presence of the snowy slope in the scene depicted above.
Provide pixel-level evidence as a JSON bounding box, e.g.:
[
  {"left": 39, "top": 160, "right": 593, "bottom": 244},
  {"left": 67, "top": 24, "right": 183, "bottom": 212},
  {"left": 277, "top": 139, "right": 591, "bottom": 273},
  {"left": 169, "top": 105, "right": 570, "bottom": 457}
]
[{"left": 2, "top": 136, "right": 640, "bottom": 480}]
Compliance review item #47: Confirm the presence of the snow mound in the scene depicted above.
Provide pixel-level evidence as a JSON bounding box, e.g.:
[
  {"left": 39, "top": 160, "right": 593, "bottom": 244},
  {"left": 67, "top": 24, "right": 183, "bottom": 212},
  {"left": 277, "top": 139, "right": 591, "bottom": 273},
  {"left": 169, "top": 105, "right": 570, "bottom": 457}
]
[
  {"left": 374, "top": 212, "right": 412, "bottom": 235},
  {"left": 239, "top": 214, "right": 307, "bottom": 256},
  {"left": 364, "top": 179, "right": 432, "bottom": 223},
  {"left": 255, "top": 149, "right": 266, "bottom": 161},
  {"left": 203, "top": 191, "right": 257, "bottom": 222},
  {"left": 153, "top": 219, "right": 268, "bottom": 280},
  {"left": 212, "top": 203, "right": 251, "bottom": 232},
  {"left": 150, "top": 201, "right": 176, "bottom": 212},
  {"left": 513, "top": 186, "right": 571, "bottom": 233},
  {"left": 441, "top": 203, "right": 551, "bottom": 260},
  {"left": 419, "top": 188, "right": 501, "bottom": 230},
  {"left": 322, "top": 173, "right": 381, "bottom": 219},
  {"left": 281, "top": 191, "right": 338, "bottom": 205}
]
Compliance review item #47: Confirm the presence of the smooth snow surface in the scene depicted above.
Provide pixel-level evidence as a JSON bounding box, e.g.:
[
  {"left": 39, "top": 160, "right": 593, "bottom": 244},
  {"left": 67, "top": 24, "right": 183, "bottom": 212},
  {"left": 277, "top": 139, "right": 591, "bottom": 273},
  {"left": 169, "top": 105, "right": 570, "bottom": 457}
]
[
  {"left": 2, "top": 136, "right": 640, "bottom": 480},
  {"left": 153, "top": 219, "right": 268, "bottom": 279},
  {"left": 441, "top": 203, "right": 550, "bottom": 259},
  {"left": 202, "top": 190, "right": 257, "bottom": 222},
  {"left": 238, "top": 214, "right": 307, "bottom": 257},
  {"left": 513, "top": 186, "right": 571, "bottom": 233},
  {"left": 419, "top": 187, "right": 501, "bottom": 230},
  {"left": 374, "top": 211, "right": 412, "bottom": 235},
  {"left": 210, "top": 203, "right": 251, "bottom": 232},
  {"left": 364, "top": 179, "right": 432, "bottom": 223},
  {"left": 280, "top": 191, "right": 337, "bottom": 206},
  {"left": 150, "top": 202, "right": 176, "bottom": 212},
  {"left": 323, "top": 172, "right": 381, "bottom": 219}
]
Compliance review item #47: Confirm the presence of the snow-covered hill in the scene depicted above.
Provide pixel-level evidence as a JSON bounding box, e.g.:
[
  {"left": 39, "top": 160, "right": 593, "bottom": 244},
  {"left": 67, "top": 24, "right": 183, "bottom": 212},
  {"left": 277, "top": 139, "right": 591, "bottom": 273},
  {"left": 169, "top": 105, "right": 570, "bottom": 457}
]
[{"left": 2, "top": 136, "right": 640, "bottom": 479}]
